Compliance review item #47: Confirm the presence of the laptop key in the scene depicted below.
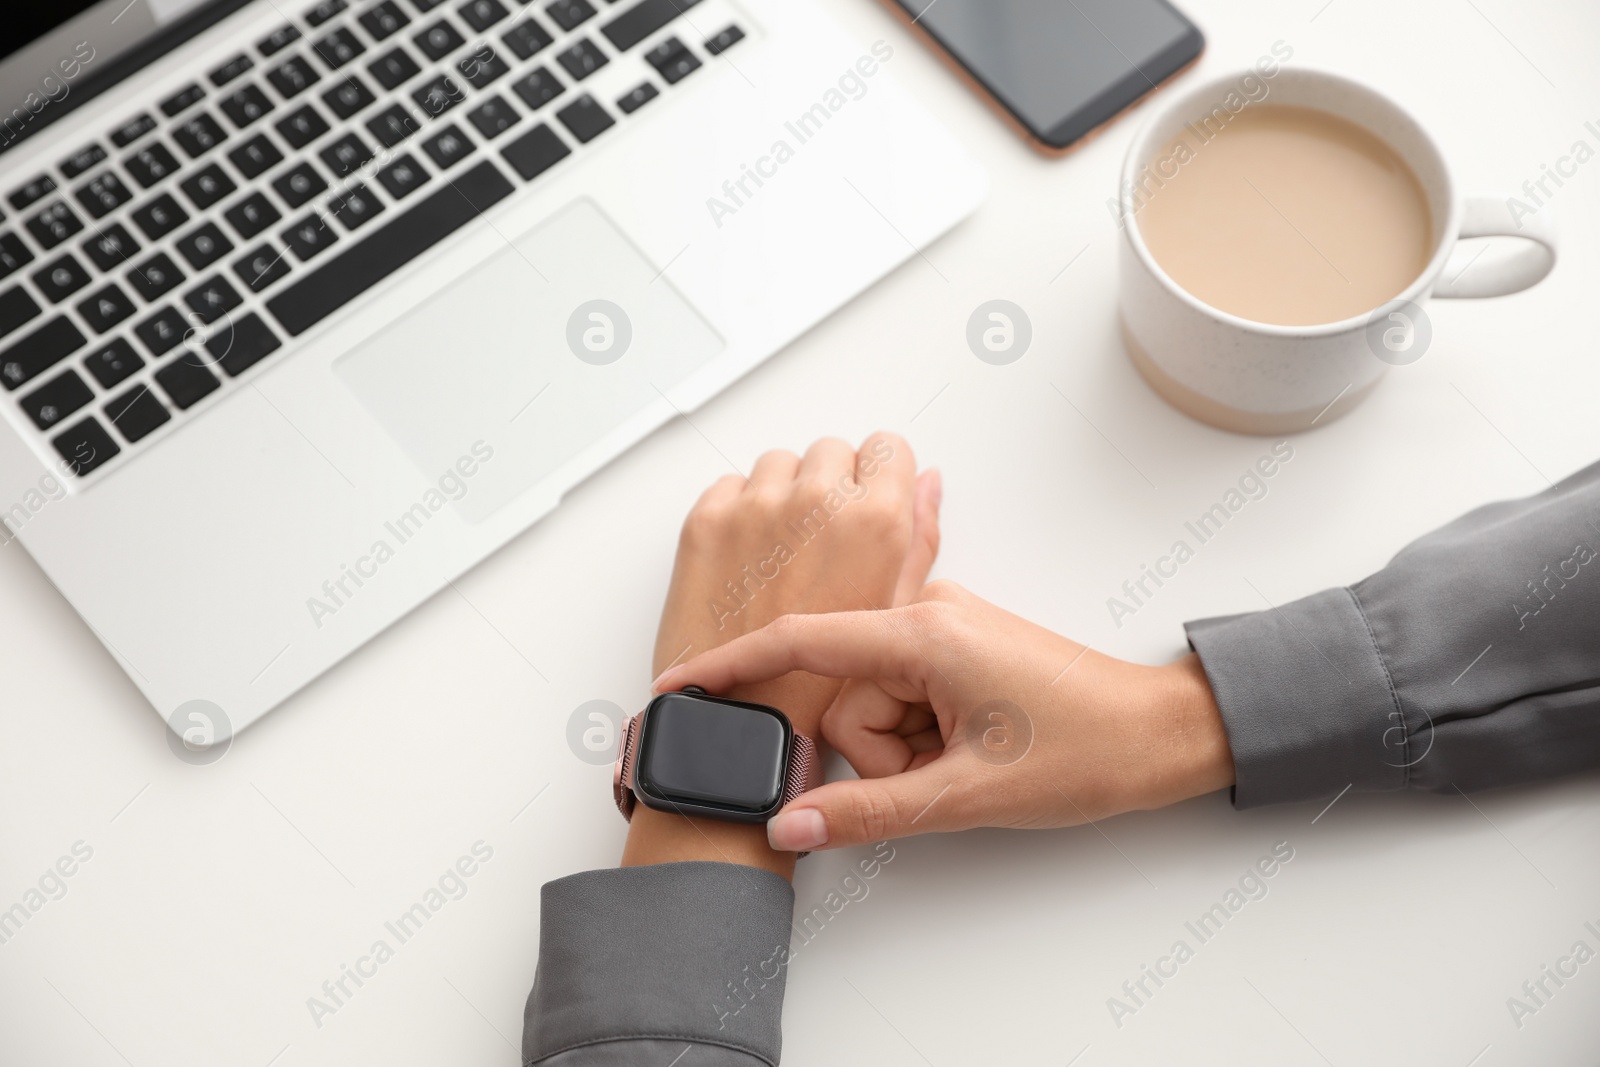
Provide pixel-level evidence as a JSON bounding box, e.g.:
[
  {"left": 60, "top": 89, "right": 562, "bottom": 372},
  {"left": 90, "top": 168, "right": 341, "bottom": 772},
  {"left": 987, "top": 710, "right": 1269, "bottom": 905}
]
[
  {"left": 228, "top": 134, "right": 284, "bottom": 179},
  {"left": 324, "top": 75, "right": 377, "bottom": 120},
  {"left": 134, "top": 306, "right": 192, "bottom": 357},
  {"left": 83, "top": 223, "right": 141, "bottom": 270},
  {"left": 704, "top": 24, "right": 744, "bottom": 55},
  {"left": 511, "top": 66, "right": 562, "bottom": 110},
  {"left": 20, "top": 370, "right": 93, "bottom": 430},
  {"left": 314, "top": 28, "right": 367, "bottom": 69},
  {"left": 211, "top": 53, "right": 255, "bottom": 86},
  {"left": 33, "top": 254, "right": 92, "bottom": 302},
  {"left": 360, "top": 0, "right": 412, "bottom": 40},
  {"left": 458, "top": 45, "right": 508, "bottom": 89},
  {"left": 175, "top": 222, "right": 235, "bottom": 270},
  {"left": 412, "top": 75, "right": 465, "bottom": 118},
  {"left": 267, "top": 55, "right": 322, "bottom": 100},
  {"left": 0, "top": 232, "right": 33, "bottom": 280},
  {"left": 645, "top": 37, "right": 699, "bottom": 84},
  {"left": 376, "top": 154, "right": 430, "bottom": 199},
  {"left": 160, "top": 83, "right": 206, "bottom": 117},
  {"left": 545, "top": 0, "right": 594, "bottom": 31},
  {"left": 1, "top": 317, "right": 87, "bottom": 390},
  {"left": 84, "top": 338, "right": 144, "bottom": 389},
  {"left": 272, "top": 162, "right": 328, "bottom": 209},
  {"left": 75, "top": 283, "right": 137, "bottom": 332},
  {"left": 105, "top": 384, "right": 171, "bottom": 443},
  {"left": 319, "top": 132, "right": 374, "bottom": 177},
  {"left": 259, "top": 25, "right": 303, "bottom": 56},
  {"left": 500, "top": 122, "right": 569, "bottom": 180},
  {"left": 306, "top": 0, "right": 348, "bottom": 26},
  {"left": 368, "top": 104, "right": 421, "bottom": 148},
  {"left": 330, "top": 183, "right": 385, "bottom": 230},
  {"left": 26, "top": 201, "right": 84, "bottom": 249},
  {"left": 502, "top": 17, "right": 553, "bottom": 60},
  {"left": 415, "top": 20, "right": 465, "bottom": 62},
  {"left": 123, "top": 142, "right": 182, "bottom": 187},
  {"left": 266, "top": 159, "right": 513, "bottom": 335},
  {"left": 368, "top": 46, "right": 421, "bottom": 90},
  {"left": 220, "top": 83, "right": 276, "bottom": 129},
  {"left": 467, "top": 95, "right": 520, "bottom": 138},
  {"left": 556, "top": 93, "right": 613, "bottom": 143},
  {"left": 282, "top": 213, "right": 340, "bottom": 260},
  {"left": 60, "top": 144, "right": 108, "bottom": 180},
  {"left": 276, "top": 104, "right": 331, "bottom": 149},
  {"left": 110, "top": 114, "right": 159, "bottom": 148},
  {"left": 154, "top": 352, "right": 221, "bottom": 409},
  {"left": 184, "top": 275, "right": 243, "bottom": 324},
  {"left": 459, "top": 0, "right": 510, "bottom": 32},
  {"left": 617, "top": 81, "right": 657, "bottom": 114},
  {"left": 126, "top": 252, "right": 185, "bottom": 301},
  {"left": 411, "top": 0, "right": 449, "bottom": 11},
  {"left": 53, "top": 417, "right": 121, "bottom": 476},
  {"left": 602, "top": 0, "right": 702, "bottom": 53},
  {"left": 130, "top": 193, "right": 189, "bottom": 240},
  {"left": 233, "top": 244, "right": 293, "bottom": 292},
  {"left": 557, "top": 39, "right": 607, "bottom": 81},
  {"left": 173, "top": 112, "right": 229, "bottom": 157},
  {"left": 179, "top": 163, "right": 237, "bottom": 210},
  {"left": 224, "top": 191, "right": 283, "bottom": 240},
  {"left": 74, "top": 172, "right": 133, "bottom": 219},
  {"left": 422, "top": 125, "right": 474, "bottom": 169},
  {"left": 207, "top": 312, "right": 282, "bottom": 376},
  {"left": 10, "top": 175, "right": 57, "bottom": 210},
  {"left": 0, "top": 287, "right": 40, "bottom": 339}
]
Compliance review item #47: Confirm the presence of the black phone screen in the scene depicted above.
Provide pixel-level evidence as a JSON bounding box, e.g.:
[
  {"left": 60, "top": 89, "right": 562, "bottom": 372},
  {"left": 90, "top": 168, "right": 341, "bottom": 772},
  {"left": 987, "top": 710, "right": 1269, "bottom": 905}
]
[{"left": 894, "top": 0, "right": 1203, "bottom": 149}]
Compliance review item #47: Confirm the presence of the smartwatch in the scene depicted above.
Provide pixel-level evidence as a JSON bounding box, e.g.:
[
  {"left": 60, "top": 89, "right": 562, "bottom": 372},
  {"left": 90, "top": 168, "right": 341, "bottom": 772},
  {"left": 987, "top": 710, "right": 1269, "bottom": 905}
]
[{"left": 614, "top": 687, "right": 821, "bottom": 827}]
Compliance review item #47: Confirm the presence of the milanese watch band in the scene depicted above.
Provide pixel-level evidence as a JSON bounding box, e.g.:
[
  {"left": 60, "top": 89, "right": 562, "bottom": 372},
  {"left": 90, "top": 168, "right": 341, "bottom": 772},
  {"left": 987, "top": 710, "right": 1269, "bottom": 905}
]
[{"left": 612, "top": 710, "right": 823, "bottom": 823}]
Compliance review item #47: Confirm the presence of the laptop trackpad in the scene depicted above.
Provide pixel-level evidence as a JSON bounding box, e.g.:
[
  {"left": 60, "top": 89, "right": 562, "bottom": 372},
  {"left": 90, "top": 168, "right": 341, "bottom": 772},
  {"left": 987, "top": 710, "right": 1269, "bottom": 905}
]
[{"left": 336, "top": 198, "right": 723, "bottom": 523}]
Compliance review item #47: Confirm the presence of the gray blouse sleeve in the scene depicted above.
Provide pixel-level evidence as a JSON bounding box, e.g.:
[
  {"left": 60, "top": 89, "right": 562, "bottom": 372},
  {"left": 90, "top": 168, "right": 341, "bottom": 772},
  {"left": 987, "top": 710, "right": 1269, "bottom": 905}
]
[
  {"left": 524, "top": 861, "right": 796, "bottom": 1067},
  {"left": 1186, "top": 459, "right": 1600, "bottom": 808}
]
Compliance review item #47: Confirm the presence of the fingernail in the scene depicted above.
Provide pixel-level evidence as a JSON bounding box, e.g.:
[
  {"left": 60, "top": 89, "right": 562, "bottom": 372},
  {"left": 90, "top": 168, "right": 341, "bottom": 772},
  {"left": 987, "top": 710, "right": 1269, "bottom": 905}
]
[
  {"left": 767, "top": 808, "right": 828, "bottom": 852},
  {"left": 649, "top": 670, "right": 675, "bottom": 693},
  {"left": 928, "top": 468, "right": 943, "bottom": 512}
]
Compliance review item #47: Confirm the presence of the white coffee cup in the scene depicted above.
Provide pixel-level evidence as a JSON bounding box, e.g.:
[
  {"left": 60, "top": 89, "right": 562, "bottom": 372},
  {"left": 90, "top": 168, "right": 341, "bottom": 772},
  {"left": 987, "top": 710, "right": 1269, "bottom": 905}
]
[{"left": 1116, "top": 67, "right": 1558, "bottom": 434}]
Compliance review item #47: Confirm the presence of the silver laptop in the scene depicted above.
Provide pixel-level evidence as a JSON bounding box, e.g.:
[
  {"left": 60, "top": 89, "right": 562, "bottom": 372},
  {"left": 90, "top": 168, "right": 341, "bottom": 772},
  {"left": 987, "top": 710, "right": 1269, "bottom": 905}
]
[{"left": 0, "top": 0, "right": 985, "bottom": 740}]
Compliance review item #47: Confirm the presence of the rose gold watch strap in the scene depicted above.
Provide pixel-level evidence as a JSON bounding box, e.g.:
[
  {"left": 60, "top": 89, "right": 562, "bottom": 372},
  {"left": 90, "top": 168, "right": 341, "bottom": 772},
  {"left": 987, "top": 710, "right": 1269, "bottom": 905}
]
[
  {"left": 613, "top": 712, "right": 642, "bottom": 821},
  {"left": 613, "top": 712, "right": 821, "bottom": 826},
  {"left": 783, "top": 732, "right": 822, "bottom": 807}
]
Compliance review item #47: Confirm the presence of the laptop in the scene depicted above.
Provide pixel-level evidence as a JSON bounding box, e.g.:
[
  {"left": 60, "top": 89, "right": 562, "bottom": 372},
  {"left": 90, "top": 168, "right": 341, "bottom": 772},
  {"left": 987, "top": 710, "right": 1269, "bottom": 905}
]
[{"left": 0, "top": 0, "right": 984, "bottom": 742}]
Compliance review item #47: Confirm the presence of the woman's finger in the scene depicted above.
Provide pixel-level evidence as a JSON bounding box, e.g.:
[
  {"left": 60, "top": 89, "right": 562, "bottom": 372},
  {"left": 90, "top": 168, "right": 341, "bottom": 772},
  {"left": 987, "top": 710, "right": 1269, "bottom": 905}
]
[
  {"left": 856, "top": 431, "right": 917, "bottom": 498},
  {"left": 767, "top": 759, "right": 972, "bottom": 852},
  {"left": 747, "top": 449, "right": 799, "bottom": 490},
  {"left": 821, "top": 679, "right": 917, "bottom": 778},
  {"left": 894, "top": 704, "right": 937, "bottom": 737},
  {"left": 892, "top": 468, "right": 942, "bottom": 607},
  {"left": 653, "top": 608, "right": 934, "bottom": 696},
  {"left": 796, "top": 437, "right": 856, "bottom": 488}
]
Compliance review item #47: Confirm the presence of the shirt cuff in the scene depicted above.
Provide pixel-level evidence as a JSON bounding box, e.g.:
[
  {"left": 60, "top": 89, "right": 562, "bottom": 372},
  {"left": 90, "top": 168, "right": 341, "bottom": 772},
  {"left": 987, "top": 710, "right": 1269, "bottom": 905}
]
[
  {"left": 524, "top": 862, "right": 795, "bottom": 1067},
  {"left": 1185, "top": 587, "right": 1407, "bottom": 808}
]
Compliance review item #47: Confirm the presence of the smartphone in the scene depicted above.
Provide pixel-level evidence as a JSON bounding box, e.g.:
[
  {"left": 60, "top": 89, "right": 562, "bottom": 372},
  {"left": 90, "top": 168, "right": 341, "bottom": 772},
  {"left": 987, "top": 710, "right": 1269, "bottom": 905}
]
[{"left": 887, "top": 0, "right": 1205, "bottom": 155}]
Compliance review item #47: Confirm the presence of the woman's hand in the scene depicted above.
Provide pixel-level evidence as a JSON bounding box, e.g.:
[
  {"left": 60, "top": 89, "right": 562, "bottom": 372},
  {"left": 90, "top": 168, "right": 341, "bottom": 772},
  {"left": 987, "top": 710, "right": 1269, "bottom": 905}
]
[
  {"left": 653, "top": 581, "right": 1236, "bottom": 853},
  {"left": 624, "top": 433, "right": 941, "bottom": 874}
]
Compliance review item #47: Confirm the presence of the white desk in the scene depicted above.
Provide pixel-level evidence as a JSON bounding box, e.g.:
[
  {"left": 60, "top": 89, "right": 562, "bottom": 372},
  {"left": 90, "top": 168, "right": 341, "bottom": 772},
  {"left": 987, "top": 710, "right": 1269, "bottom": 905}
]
[{"left": 4, "top": 0, "right": 1598, "bottom": 1063}]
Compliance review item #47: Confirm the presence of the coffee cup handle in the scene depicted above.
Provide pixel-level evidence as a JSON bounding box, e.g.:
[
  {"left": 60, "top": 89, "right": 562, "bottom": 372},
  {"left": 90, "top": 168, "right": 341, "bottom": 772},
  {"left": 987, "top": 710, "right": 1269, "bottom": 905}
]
[{"left": 1432, "top": 195, "right": 1558, "bottom": 300}]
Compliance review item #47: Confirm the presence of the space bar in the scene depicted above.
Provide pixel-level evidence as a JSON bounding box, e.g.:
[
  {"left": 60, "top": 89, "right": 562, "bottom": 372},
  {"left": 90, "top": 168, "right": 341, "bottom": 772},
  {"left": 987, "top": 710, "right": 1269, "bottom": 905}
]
[{"left": 266, "top": 160, "right": 515, "bottom": 337}]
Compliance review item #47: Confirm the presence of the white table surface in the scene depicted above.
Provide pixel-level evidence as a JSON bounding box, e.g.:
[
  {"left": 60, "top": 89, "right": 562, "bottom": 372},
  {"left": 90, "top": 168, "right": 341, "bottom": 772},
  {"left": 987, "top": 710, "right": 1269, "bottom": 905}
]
[{"left": 4, "top": 0, "right": 1599, "bottom": 1064}]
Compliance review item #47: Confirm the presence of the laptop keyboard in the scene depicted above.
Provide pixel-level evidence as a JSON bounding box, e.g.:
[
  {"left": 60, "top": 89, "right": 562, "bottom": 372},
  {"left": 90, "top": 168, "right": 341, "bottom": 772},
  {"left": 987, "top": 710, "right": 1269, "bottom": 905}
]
[{"left": 0, "top": 0, "right": 745, "bottom": 481}]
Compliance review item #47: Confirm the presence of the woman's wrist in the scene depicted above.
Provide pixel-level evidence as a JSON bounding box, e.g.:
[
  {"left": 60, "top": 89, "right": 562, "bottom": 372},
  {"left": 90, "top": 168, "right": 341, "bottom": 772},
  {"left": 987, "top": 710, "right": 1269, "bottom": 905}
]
[{"left": 1140, "top": 653, "right": 1236, "bottom": 809}]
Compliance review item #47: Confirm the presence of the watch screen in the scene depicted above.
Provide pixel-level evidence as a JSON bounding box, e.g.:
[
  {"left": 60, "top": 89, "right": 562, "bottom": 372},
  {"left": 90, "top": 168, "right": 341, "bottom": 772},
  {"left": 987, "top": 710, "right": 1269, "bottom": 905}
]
[{"left": 636, "top": 694, "right": 788, "bottom": 814}]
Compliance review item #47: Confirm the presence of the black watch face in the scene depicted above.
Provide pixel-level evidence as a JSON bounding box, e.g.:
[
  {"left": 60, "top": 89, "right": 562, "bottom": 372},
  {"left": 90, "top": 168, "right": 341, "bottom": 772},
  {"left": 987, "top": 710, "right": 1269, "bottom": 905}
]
[{"left": 636, "top": 693, "right": 789, "bottom": 815}]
